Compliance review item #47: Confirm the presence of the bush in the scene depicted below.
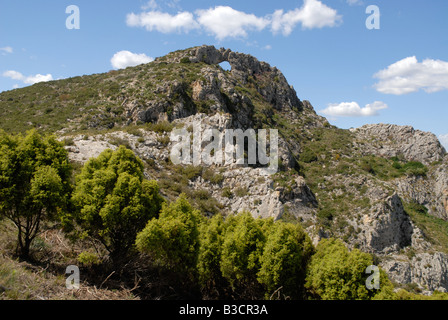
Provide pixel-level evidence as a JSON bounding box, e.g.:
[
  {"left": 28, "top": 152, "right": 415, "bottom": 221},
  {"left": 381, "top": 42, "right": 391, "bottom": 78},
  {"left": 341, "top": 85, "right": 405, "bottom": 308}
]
[
  {"left": 180, "top": 57, "right": 191, "bottom": 64},
  {"left": 136, "top": 194, "right": 202, "bottom": 273},
  {"left": 305, "top": 238, "right": 394, "bottom": 300},
  {"left": 77, "top": 251, "right": 101, "bottom": 267},
  {"left": 234, "top": 186, "right": 248, "bottom": 197},
  {"left": 219, "top": 212, "right": 265, "bottom": 293},
  {"left": 146, "top": 121, "right": 174, "bottom": 134},
  {"left": 257, "top": 222, "right": 314, "bottom": 299},
  {"left": 197, "top": 214, "right": 227, "bottom": 295},
  {"left": 0, "top": 130, "right": 72, "bottom": 259},
  {"left": 221, "top": 187, "right": 233, "bottom": 199},
  {"left": 300, "top": 147, "right": 318, "bottom": 163},
  {"left": 402, "top": 161, "right": 428, "bottom": 177},
  {"left": 202, "top": 168, "right": 224, "bottom": 184},
  {"left": 69, "top": 146, "right": 164, "bottom": 266}
]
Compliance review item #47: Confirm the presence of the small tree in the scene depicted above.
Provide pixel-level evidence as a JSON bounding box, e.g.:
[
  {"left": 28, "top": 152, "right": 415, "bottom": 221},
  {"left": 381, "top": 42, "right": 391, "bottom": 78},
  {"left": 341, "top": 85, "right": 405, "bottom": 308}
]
[
  {"left": 0, "top": 130, "right": 72, "bottom": 259},
  {"left": 70, "top": 145, "right": 164, "bottom": 266},
  {"left": 135, "top": 194, "right": 202, "bottom": 273},
  {"left": 197, "top": 213, "right": 227, "bottom": 296},
  {"left": 257, "top": 222, "right": 314, "bottom": 299},
  {"left": 219, "top": 212, "right": 266, "bottom": 297},
  {"left": 305, "top": 238, "right": 393, "bottom": 300}
]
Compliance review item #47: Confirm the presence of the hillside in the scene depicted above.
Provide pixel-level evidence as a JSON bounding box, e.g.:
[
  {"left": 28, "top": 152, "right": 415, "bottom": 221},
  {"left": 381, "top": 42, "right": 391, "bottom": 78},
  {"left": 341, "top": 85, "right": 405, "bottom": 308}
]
[{"left": 1, "top": 45, "right": 448, "bottom": 298}]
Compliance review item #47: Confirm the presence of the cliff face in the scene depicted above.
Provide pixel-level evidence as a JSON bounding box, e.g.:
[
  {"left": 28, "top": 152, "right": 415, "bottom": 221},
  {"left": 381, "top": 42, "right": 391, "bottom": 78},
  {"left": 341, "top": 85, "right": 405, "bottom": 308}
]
[{"left": 2, "top": 45, "right": 448, "bottom": 294}]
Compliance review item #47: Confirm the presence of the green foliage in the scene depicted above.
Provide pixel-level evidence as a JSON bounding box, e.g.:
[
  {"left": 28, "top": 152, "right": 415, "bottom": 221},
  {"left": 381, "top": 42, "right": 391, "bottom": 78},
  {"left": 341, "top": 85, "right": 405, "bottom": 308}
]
[
  {"left": 305, "top": 238, "right": 393, "bottom": 300},
  {"left": 300, "top": 147, "right": 318, "bottom": 163},
  {"left": 108, "top": 136, "right": 132, "bottom": 149},
  {"left": 221, "top": 187, "right": 233, "bottom": 199},
  {"left": 401, "top": 161, "right": 428, "bottom": 177},
  {"left": 197, "top": 214, "right": 227, "bottom": 294},
  {"left": 202, "top": 168, "right": 224, "bottom": 185},
  {"left": 70, "top": 146, "right": 164, "bottom": 265},
  {"left": 404, "top": 201, "right": 448, "bottom": 253},
  {"left": 257, "top": 222, "right": 314, "bottom": 299},
  {"left": 394, "top": 289, "right": 448, "bottom": 300},
  {"left": 135, "top": 194, "right": 202, "bottom": 272},
  {"left": 77, "top": 251, "right": 101, "bottom": 267},
  {"left": 180, "top": 57, "right": 191, "bottom": 64},
  {"left": 146, "top": 121, "right": 175, "bottom": 134},
  {"left": 219, "top": 212, "right": 265, "bottom": 291},
  {"left": 234, "top": 186, "right": 249, "bottom": 197},
  {"left": 0, "top": 129, "right": 72, "bottom": 259}
]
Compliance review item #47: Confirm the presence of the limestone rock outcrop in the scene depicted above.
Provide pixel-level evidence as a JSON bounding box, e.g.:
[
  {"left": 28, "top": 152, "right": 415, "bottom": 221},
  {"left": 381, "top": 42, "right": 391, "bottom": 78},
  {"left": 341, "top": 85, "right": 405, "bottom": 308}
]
[{"left": 352, "top": 124, "right": 446, "bottom": 165}]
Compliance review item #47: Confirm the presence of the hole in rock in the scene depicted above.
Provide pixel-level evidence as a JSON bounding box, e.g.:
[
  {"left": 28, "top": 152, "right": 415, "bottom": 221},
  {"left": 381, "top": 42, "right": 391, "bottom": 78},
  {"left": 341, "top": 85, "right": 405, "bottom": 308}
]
[{"left": 219, "top": 61, "right": 232, "bottom": 71}]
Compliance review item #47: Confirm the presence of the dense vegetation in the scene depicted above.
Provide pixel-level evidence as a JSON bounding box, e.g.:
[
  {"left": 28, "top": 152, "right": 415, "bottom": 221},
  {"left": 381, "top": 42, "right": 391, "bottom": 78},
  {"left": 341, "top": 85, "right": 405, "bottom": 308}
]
[{"left": 1, "top": 130, "right": 446, "bottom": 300}]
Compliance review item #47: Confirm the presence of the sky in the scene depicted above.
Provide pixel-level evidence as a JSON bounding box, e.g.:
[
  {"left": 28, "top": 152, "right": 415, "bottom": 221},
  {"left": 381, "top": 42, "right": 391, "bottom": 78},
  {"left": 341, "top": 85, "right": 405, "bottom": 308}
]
[{"left": 1, "top": 0, "right": 447, "bottom": 149}]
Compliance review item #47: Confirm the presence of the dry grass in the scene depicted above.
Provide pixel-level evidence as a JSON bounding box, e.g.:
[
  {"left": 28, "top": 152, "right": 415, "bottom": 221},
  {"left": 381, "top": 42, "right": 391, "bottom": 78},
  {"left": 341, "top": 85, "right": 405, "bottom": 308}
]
[{"left": 0, "top": 220, "right": 138, "bottom": 300}]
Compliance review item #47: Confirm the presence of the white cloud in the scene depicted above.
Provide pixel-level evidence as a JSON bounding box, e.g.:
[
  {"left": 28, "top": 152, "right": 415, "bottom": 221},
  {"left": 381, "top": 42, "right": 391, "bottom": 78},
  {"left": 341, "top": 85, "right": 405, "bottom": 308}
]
[
  {"left": 23, "top": 73, "right": 53, "bottom": 84},
  {"left": 2, "top": 70, "right": 53, "bottom": 85},
  {"left": 3, "top": 70, "right": 24, "bottom": 81},
  {"left": 373, "top": 56, "right": 448, "bottom": 95},
  {"left": 0, "top": 46, "right": 13, "bottom": 54},
  {"left": 126, "top": 1, "right": 342, "bottom": 39},
  {"left": 320, "top": 101, "right": 388, "bottom": 117},
  {"left": 196, "top": 6, "right": 269, "bottom": 40},
  {"left": 141, "top": 0, "right": 158, "bottom": 10},
  {"left": 126, "top": 11, "right": 199, "bottom": 34},
  {"left": 110, "top": 50, "right": 154, "bottom": 69},
  {"left": 346, "top": 0, "right": 363, "bottom": 5},
  {"left": 271, "top": 0, "right": 342, "bottom": 35}
]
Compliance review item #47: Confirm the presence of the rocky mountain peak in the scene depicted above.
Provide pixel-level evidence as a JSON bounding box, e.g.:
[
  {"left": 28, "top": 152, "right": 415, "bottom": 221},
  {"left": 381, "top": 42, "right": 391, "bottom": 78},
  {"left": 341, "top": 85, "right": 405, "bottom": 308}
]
[{"left": 352, "top": 123, "right": 447, "bottom": 165}]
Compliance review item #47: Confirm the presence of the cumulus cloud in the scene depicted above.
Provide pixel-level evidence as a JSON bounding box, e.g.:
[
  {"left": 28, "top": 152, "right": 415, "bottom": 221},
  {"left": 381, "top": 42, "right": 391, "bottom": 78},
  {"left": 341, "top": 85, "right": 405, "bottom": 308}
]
[
  {"left": 126, "top": 0, "right": 342, "bottom": 40},
  {"left": 110, "top": 50, "right": 154, "bottom": 69},
  {"left": 373, "top": 56, "right": 448, "bottom": 95},
  {"left": 3, "top": 70, "right": 53, "bottom": 85},
  {"left": 126, "top": 11, "right": 199, "bottom": 34},
  {"left": 271, "top": 0, "right": 342, "bottom": 35},
  {"left": 196, "top": 6, "right": 269, "bottom": 40},
  {"left": 320, "top": 101, "right": 388, "bottom": 117}
]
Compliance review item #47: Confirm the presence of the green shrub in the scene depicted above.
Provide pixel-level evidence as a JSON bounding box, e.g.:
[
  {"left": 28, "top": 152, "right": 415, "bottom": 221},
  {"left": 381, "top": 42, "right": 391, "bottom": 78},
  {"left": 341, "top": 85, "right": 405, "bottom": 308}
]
[
  {"left": 69, "top": 146, "right": 164, "bottom": 266},
  {"left": 180, "top": 57, "right": 191, "bottom": 64},
  {"left": 146, "top": 121, "right": 174, "bottom": 134},
  {"left": 0, "top": 130, "right": 72, "bottom": 259},
  {"left": 108, "top": 136, "right": 132, "bottom": 149},
  {"left": 220, "top": 212, "right": 265, "bottom": 292},
  {"left": 300, "top": 147, "right": 318, "bottom": 163},
  {"left": 305, "top": 238, "right": 394, "bottom": 300},
  {"left": 202, "top": 168, "right": 224, "bottom": 184},
  {"left": 77, "top": 251, "right": 101, "bottom": 267},
  {"left": 136, "top": 194, "right": 202, "bottom": 272},
  {"left": 234, "top": 186, "right": 248, "bottom": 197},
  {"left": 197, "top": 214, "right": 226, "bottom": 294},
  {"left": 221, "top": 187, "right": 233, "bottom": 198},
  {"left": 257, "top": 222, "right": 314, "bottom": 299},
  {"left": 402, "top": 161, "right": 428, "bottom": 177}
]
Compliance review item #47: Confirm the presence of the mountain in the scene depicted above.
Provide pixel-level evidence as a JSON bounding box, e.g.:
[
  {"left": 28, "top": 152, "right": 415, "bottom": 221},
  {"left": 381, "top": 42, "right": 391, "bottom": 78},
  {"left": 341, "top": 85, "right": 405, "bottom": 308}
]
[{"left": 1, "top": 45, "right": 448, "bottom": 294}]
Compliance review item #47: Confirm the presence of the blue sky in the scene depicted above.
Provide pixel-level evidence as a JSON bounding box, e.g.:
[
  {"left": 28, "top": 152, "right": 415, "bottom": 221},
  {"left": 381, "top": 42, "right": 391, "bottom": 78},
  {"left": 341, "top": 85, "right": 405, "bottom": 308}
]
[{"left": 1, "top": 0, "right": 448, "bottom": 148}]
